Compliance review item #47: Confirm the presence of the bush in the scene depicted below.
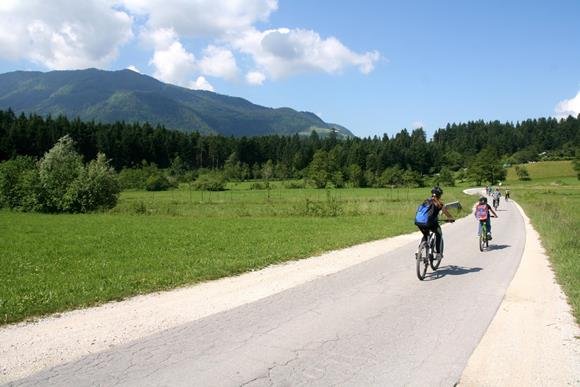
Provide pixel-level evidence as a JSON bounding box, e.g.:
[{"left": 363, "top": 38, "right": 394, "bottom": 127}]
[
  {"left": 250, "top": 181, "right": 270, "bottom": 190},
  {"left": 192, "top": 171, "right": 226, "bottom": 191},
  {"left": 515, "top": 165, "right": 531, "bottom": 181},
  {"left": 118, "top": 168, "right": 150, "bottom": 190},
  {"left": 66, "top": 153, "right": 121, "bottom": 212},
  {"left": 146, "top": 174, "right": 173, "bottom": 191}
]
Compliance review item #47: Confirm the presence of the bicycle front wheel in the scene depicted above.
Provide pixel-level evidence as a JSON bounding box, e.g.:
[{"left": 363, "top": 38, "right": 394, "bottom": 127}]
[{"left": 416, "top": 241, "right": 428, "bottom": 280}]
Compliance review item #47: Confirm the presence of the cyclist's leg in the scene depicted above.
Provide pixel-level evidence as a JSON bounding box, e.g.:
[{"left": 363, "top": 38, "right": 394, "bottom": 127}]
[
  {"left": 486, "top": 218, "right": 492, "bottom": 237},
  {"left": 418, "top": 226, "right": 429, "bottom": 242},
  {"left": 433, "top": 224, "right": 443, "bottom": 254}
]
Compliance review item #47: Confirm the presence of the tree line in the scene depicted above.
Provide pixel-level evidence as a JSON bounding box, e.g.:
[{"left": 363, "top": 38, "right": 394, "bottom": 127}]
[{"left": 0, "top": 109, "right": 578, "bottom": 188}]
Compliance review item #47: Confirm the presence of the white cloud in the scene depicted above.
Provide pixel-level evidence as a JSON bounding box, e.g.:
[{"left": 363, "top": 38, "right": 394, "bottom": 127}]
[
  {"left": 148, "top": 33, "right": 196, "bottom": 86},
  {"left": 190, "top": 76, "right": 214, "bottom": 92},
  {"left": 230, "top": 28, "right": 380, "bottom": 80},
  {"left": 198, "top": 45, "right": 238, "bottom": 80},
  {"left": 0, "top": 0, "right": 382, "bottom": 87},
  {"left": 246, "top": 71, "right": 266, "bottom": 85},
  {"left": 0, "top": 0, "right": 133, "bottom": 69},
  {"left": 127, "top": 65, "right": 141, "bottom": 73},
  {"left": 555, "top": 90, "right": 580, "bottom": 119},
  {"left": 120, "top": 0, "right": 278, "bottom": 37}
]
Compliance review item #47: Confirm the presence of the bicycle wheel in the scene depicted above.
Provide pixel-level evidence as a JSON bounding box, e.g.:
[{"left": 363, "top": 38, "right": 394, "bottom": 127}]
[
  {"left": 416, "top": 241, "right": 428, "bottom": 280},
  {"left": 430, "top": 237, "right": 443, "bottom": 270},
  {"left": 479, "top": 223, "right": 485, "bottom": 252}
]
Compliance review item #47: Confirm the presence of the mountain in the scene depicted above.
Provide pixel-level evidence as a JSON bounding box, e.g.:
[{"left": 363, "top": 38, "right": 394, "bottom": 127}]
[{"left": 0, "top": 69, "right": 355, "bottom": 138}]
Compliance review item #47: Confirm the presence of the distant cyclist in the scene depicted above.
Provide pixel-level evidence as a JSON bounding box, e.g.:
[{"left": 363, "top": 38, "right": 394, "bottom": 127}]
[
  {"left": 505, "top": 188, "right": 510, "bottom": 201},
  {"left": 415, "top": 187, "right": 455, "bottom": 259},
  {"left": 475, "top": 196, "right": 498, "bottom": 239},
  {"left": 491, "top": 188, "right": 501, "bottom": 208}
]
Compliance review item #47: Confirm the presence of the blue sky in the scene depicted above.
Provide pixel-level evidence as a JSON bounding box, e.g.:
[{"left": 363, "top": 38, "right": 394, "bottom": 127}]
[{"left": 0, "top": 0, "right": 579, "bottom": 138}]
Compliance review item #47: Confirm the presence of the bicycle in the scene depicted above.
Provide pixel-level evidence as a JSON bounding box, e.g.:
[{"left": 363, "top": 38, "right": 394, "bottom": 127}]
[
  {"left": 492, "top": 198, "right": 499, "bottom": 211},
  {"left": 415, "top": 219, "right": 454, "bottom": 280},
  {"left": 478, "top": 215, "right": 497, "bottom": 252}
]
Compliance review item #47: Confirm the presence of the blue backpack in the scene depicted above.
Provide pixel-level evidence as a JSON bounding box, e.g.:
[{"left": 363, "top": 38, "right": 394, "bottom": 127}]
[{"left": 414, "top": 199, "right": 434, "bottom": 226}]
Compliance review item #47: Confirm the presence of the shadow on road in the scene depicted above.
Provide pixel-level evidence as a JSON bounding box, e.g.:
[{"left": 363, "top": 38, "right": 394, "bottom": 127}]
[
  {"left": 487, "top": 244, "right": 510, "bottom": 251},
  {"left": 425, "top": 265, "right": 483, "bottom": 281}
]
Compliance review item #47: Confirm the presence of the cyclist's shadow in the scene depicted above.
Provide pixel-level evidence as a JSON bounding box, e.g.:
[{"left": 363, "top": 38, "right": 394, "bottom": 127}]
[{"left": 424, "top": 265, "right": 482, "bottom": 281}]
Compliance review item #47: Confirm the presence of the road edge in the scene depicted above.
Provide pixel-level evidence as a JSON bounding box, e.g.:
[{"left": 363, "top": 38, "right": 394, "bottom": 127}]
[{"left": 458, "top": 198, "right": 580, "bottom": 385}]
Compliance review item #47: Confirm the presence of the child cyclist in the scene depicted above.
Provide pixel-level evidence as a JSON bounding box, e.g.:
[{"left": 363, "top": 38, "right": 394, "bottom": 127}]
[{"left": 475, "top": 197, "right": 498, "bottom": 239}]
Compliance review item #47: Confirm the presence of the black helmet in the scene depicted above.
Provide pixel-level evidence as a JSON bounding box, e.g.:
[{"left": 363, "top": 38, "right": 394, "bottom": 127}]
[
  {"left": 479, "top": 196, "right": 486, "bottom": 203},
  {"left": 431, "top": 186, "right": 443, "bottom": 197}
]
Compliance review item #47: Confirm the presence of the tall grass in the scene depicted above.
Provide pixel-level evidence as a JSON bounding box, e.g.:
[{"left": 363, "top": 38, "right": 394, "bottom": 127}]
[{"left": 0, "top": 186, "right": 468, "bottom": 325}]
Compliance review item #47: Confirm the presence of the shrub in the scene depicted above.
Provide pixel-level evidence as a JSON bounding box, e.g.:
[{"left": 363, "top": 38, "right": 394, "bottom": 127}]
[
  {"left": 515, "top": 165, "right": 531, "bottom": 181},
  {"left": 146, "top": 174, "right": 172, "bottom": 191},
  {"left": 66, "top": 153, "right": 121, "bottom": 212},
  {"left": 118, "top": 168, "right": 150, "bottom": 190},
  {"left": 250, "top": 181, "right": 270, "bottom": 190},
  {"left": 192, "top": 171, "right": 226, "bottom": 191}
]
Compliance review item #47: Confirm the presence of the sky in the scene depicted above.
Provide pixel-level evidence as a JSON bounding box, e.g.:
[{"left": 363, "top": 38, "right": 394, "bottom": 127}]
[{"left": 0, "top": 0, "right": 579, "bottom": 138}]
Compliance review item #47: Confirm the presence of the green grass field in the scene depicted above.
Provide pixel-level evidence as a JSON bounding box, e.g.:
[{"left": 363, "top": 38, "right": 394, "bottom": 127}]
[
  {"left": 0, "top": 185, "right": 468, "bottom": 325},
  {"left": 505, "top": 160, "right": 580, "bottom": 323}
]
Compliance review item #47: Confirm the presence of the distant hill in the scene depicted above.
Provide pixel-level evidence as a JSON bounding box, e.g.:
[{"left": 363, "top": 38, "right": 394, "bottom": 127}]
[{"left": 0, "top": 69, "right": 355, "bottom": 138}]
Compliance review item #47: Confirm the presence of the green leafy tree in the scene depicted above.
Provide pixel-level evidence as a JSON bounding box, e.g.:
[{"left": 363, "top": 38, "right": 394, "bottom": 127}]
[
  {"left": 38, "top": 135, "right": 84, "bottom": 212},
  {"left": 347, "top": 163, "right": 364, "bottom": 187},
  {"left": 308, "top": 150, "right": 329, "bottom": 188},
  {"left": 0, "top": 156, "right": 40, "bottom": 210},
  {"left": 438, "top": 167, "right": 455, "bottom": 186}
]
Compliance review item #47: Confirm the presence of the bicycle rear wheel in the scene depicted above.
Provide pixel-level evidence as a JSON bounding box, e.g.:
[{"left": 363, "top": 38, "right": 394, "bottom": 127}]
[
  {"left": 416, "top": 241, "right": 428, "bottom": 280},
  {"left": 479, "top": 223, "right": 485, "bottom": 252}
]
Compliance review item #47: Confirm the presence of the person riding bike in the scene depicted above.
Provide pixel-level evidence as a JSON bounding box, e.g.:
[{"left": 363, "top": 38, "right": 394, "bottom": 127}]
[
  {"left": 475, "top": 196, "right": 498, "bottom": 239},
  {"left": 505, "top": 188, "right": 510, "bottom": 201},
  {"left": 415, "top": 187, "right": 455, "bottom": 259},
  {"left": 491, "top": 188, "right": 501, "bottom": 208}
]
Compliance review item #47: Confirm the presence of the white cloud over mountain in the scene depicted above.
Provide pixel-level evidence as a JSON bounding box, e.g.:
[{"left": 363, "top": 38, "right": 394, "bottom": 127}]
[
  {"left": 0, "top": 0, "right": 132, "bottom": 69},
  {"left": 0, "top": 0, "right": 380, "bottom": 91}
]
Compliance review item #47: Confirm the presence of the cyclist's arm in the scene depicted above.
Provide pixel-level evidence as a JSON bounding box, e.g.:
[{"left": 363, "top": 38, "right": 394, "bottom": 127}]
[
  {"left": 442, "top": 205, "right": 455, "bottom": 220},
  {"left": 488, "top": 205, "right": 498, "bottom": 217}
]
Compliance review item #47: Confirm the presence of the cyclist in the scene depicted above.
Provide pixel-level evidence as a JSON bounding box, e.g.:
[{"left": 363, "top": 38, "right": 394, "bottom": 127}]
[
  {"left": 505, "top": 188, "right": 510, "bottom": 201},
  {"left": 492, "top": 187, "right": 501, "bottom": 208},
  {"left": 415, "top": 187, "right": 455, "bottom": 259},
  {"left": 475, "top": 196, "right": 498, "bottom": 239}
]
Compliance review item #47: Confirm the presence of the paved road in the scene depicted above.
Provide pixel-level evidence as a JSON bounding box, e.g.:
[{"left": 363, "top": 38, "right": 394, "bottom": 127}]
[{"left": 9, "top": 196, "right": 525, "bottom": 386}]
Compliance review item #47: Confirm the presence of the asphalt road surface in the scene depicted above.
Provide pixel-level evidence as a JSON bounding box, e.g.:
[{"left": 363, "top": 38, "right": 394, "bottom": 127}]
[{"left": 8, "top": 196, "right": 525, "bottom": 386}]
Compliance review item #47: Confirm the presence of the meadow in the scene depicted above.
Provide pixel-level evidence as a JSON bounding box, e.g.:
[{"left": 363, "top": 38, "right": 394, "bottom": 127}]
[
  {"left": 2, "top": 160, "right": 577, "bottom": 326},
  {"left": 0, "top": 185, "right": 468, "bottom": 325}
]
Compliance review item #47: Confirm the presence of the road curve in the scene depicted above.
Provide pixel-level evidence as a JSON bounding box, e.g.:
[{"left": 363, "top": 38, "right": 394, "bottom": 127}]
[{"left": 8, "top": 194, "right": 528, "bottom": 386}]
